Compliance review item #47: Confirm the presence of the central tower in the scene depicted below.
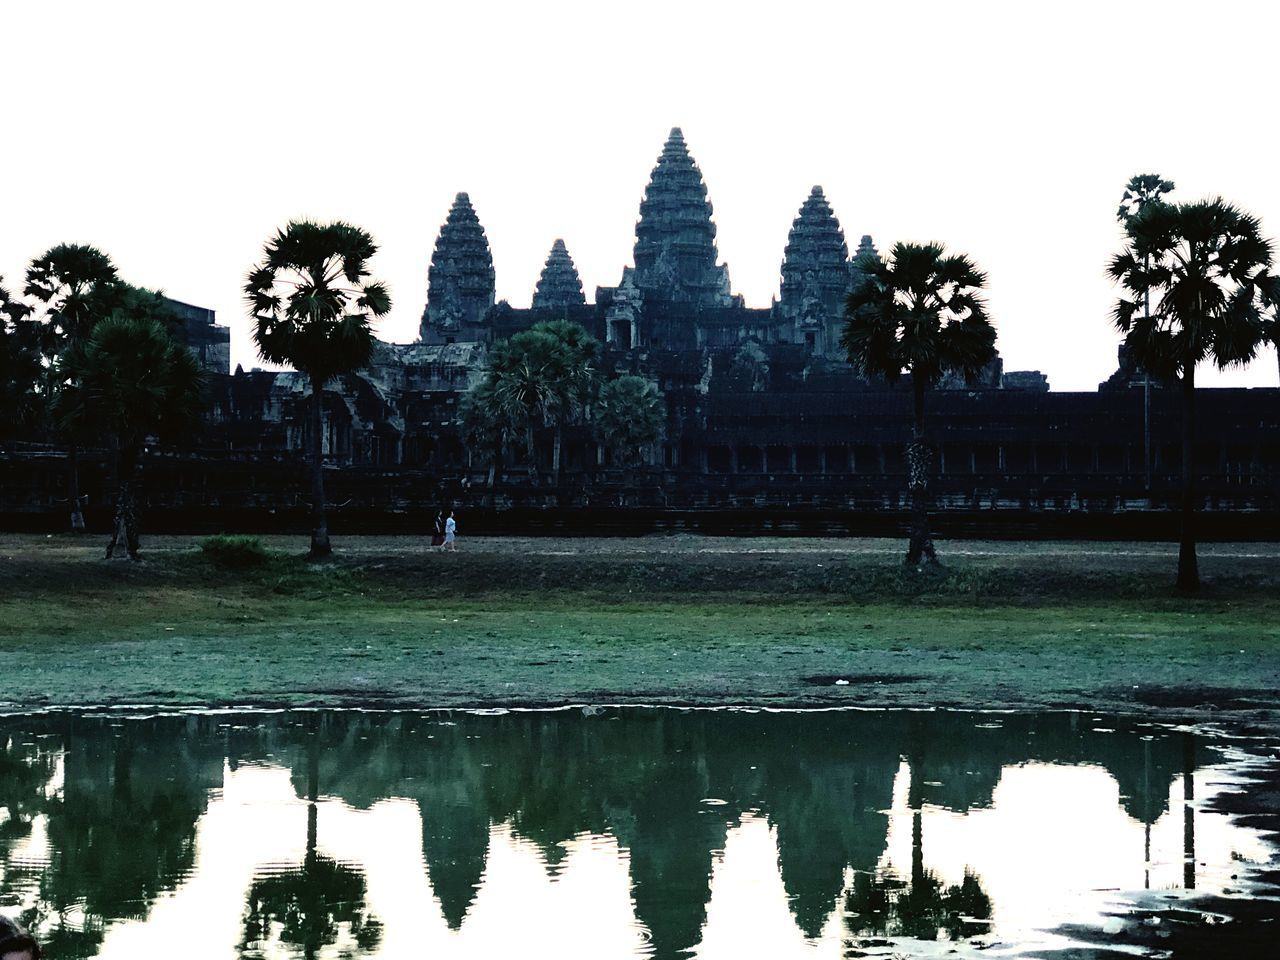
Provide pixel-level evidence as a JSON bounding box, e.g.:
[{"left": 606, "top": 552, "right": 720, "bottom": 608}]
[
  {"left": 632, "top": 128, "right": 733, "bottom": 306},
  {"left": 420, "top": 192, "right": 496, "bottom": 343}
]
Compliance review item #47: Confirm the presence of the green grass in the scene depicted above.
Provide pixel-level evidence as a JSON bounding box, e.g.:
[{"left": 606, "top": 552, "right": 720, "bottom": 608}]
[{"left": 1, "top": 534, "right": 1278, "bottom": 717}]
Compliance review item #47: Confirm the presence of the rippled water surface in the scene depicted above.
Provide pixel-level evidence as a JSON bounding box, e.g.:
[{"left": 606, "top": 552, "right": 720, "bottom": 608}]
[{"left": 0, "top": 709, "right": 1274, "bottom": 959}]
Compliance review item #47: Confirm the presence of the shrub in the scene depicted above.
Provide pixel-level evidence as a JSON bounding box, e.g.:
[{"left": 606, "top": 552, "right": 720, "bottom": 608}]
[{"left": 200, "top": 534, "right": 269, "bottom": 569}]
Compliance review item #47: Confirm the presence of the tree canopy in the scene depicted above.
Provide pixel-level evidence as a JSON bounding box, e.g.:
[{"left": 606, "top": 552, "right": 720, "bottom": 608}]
[
  {"left": 245, "top": 220, "right": 391, "bottom": 558},
  {"left": 594, "top": 375, "right": 666, "bottom": 468},
  {"left": 246, "top": 220, "right": 390, "bottom": 386},
  {"left": 842, "top": 241, "right": 996, "bottom": 390},
  {"left": 1109, "top": 198, "right": 1274, "bottom": 381},
  {"left": 0, "top": 276, "right": 40, "bottom": 442}
]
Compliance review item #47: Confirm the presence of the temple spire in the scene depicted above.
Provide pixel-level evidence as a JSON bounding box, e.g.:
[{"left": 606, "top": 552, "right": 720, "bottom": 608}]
[
  {"left": 778, "top": 185, "right": 852, "bottom": 358},
  {"left": 632, "top": 127, "right": 732, "bottom": 306},
  {"left": 532, "top": 239, "right": 586, "bottom": 310},
  {"left": 420, "top": 192, "right": 495, "bottom": 342},
  {"left": 853, "top": 234, "right": 880, "bottom": 263},
  {"left": 780, "top": 185, "right": 850, "bottom": 315}
]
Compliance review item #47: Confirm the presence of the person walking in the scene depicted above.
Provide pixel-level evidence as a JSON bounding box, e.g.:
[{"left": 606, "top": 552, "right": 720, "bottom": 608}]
[
  {"left": 431, "top": 508, "right": 446, "bottom": 548},
  {"left": 443, "top": 509, "right": 458, "bottom": 552}
]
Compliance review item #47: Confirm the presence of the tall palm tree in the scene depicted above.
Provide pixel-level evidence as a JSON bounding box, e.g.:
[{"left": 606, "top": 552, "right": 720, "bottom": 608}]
[
  {"left": 527, "top": 319, "right": 599, "bottom": 487},
  {"left": 1109, "top": 198, "right": 1274, "bottom": 592},
  {"left": 487, "top": 331, "right": 558, "bottom": 482},
  {"left": 843, "top": 242, "right": 997, "bottom": 566},
  {"left": 1116, "top": 175, "right": 1177, "bottom": 491},
  {"left": 24, "top": 244, "right": 121, "bottom": 531},
  {"left": 58, "top": 316, "right": 205, "bottom": 559},
  {"left": 245, "top": 221, "right": 390, "bottom": 558}
]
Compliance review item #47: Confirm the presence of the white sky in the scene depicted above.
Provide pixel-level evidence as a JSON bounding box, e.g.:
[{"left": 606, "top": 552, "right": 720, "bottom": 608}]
[{"left": 4, "top": 0, "right": 1279, "bottom": 392}]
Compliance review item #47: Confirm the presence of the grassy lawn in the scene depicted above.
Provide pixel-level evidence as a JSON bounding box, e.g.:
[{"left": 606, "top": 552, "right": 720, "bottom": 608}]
[{"left": 1, "top": 533, "right": 1278, "bottom": 719}]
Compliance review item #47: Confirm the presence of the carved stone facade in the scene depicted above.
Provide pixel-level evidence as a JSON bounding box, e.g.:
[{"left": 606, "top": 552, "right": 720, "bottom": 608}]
[
  {"left": 629, "top": 128, "right": 735, "bottom": 307},
  {"left": 165, "top": 298, "right": 230, "bottom": 375},
  {"left": 531, "top": 239, "right": 586, "bottom": 311},
  {"left": 420, "top": 192, "right": 496, "bottom": 344},
  {"left": 779, "top": 186, "right": 851, "bottom": 358}
]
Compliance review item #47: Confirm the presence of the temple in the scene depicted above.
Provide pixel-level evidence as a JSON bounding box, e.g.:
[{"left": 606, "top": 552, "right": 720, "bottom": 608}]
[
  {"left": 420, "top": 191, "right": 496, "bottom": 344},
  {"left": 779, "top": 185, "right": 858, "bottom": 358},
  {"left": 2, "top": 128, "right": 1278, "bottom": 532},
  {"left": 531, "top": 239, "right": 586, "bottom": 311},
  {"left": 630, "top": 127, "right": 734, "bottom": 308}
]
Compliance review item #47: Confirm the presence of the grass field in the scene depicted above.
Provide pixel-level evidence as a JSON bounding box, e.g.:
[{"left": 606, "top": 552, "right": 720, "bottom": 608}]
[{"left": 2, "top": 533, "right": 1278, "bottom": 723}]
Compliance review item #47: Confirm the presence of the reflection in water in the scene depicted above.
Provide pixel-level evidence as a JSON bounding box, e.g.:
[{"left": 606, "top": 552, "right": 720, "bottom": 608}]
[
  {"left": 0, "top": 710, "right": 1270, "bottom": 959},
  {"left": 241, "top": 728, "right": 381, "bottom": 959}
]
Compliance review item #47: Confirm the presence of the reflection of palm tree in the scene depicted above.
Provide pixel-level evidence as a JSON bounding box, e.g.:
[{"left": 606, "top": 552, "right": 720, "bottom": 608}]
[
  {"left": 844, "top": 743, "right": 993, "bottom": 945},
  {"left": 240, "top": 727, "right": 381, "bottom": 959},
  {"left": 240, "top": 856, "right": 379, "bottom": 960},
  {"left": 846, "top": 867, "right": 993, "bottom": 942},
  {"left": 1183, "top": 732, "right": 1196, "bottom": 890}
]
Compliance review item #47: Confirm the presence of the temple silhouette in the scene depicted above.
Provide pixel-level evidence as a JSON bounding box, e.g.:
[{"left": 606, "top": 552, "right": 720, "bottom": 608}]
[{"left": 3, "top": 128, "right": 1278, "bottom": 533}]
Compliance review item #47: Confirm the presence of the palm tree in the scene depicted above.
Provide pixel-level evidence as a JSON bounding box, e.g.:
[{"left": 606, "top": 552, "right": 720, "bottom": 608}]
[
  {"left": 245, "top": 221, "right": 390, "bottom": 558},
  {"left": 240, "top": 742, "right": 380, "bottom": 959},
  {"left": 487, "top": 320, "right": 599, "bottom": 489},
  {"left": 0, "top": 277, "right": 40, "bottom": 450},
  {"left": 24, "top": 244, "right": 121, "bottom": 531},
  {"left": 842, "top": 242, "right": 997, "bottom": 566},
  {"left": 58, "top": 316, "right": 204, "bottom": 559},
  {"left": 487, "top": 331, "right": 558, "bottom": 482},
  {"left": 527, "top": 319, "right": 599, "bottom": 487},
  {"left": 1109, "top": 198, "right": 1274, "bottom": 592},
  {"left": 458, "top": 377, "right": 519, "bottom": 492},
  {"left": 1117, "top": 175, "right": 1177, "bottom": 491},
  {"left": 593, "top": 375, "right": 666, "bottom": 480}
]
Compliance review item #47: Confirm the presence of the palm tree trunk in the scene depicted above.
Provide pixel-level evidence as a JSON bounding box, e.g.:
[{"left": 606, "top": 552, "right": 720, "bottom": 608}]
[
  {"left": 554, "top": 423, "right": 567, "bottom": 506},
  {"left": 309, "top": 378, "right": 331, "bottom": 558},
  {"left": 1182, "top": 732, "right": 1196, "bottom": 890},
  {"left": 1176, "top": 365, "right": 1198, "bottom": 591},
  {"left": 526, "top": 425, "right": 538, "bottom": 484},
  {"left": 105, "top": 440, "right": 140, "bottom": 560},
  {"left": 304, "top": 732, "right": 320, "bottom": 960},
  {"left": 553, "top": 423, "right": 563, "bottom": 488},
  {"left": 67, "top": 443, "right": 85, "bottom": 533},
  {"left": 905, "top": 377, "right": 937, "bottom": 566}
]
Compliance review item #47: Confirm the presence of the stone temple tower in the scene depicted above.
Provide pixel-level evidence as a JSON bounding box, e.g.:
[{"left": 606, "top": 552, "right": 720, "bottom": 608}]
[
  {"left": 779, "top": 185, "right": 851, "bottom": 356},
  {"left": 532, "top": 239, "right": 586, "bottom": 310},
  {"left": 420, "top": 192, "right": 496, "bottom": 343},
  {"left": 848, "top": 234, "right": 881, "bottom": 299},
  {"left": 632, "top": 127, "right": 733, "bottom": 306}
]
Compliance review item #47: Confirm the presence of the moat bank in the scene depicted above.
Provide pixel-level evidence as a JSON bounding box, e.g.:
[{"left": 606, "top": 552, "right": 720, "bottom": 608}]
[{"left": 1, "top": 534, "right": 1278, "bottom": 725}]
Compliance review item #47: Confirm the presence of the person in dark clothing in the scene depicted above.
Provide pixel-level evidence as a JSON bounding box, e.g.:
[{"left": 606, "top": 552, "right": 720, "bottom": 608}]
[
  {"left": 0, "top": 916, "right": 40, "bottom": 960},
  {"left": 431, "top": 508, "right": 446, "bottom": 547}
]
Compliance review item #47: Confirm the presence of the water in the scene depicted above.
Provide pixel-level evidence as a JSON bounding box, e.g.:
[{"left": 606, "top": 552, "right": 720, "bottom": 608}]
[{"left": 0, "top": 709, "right": 1274, "bottom": 959}]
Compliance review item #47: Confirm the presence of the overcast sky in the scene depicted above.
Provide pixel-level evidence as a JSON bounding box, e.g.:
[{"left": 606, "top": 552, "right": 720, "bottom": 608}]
[{"left": 4, "top": 0, "right": 1279, "bottom": 391}]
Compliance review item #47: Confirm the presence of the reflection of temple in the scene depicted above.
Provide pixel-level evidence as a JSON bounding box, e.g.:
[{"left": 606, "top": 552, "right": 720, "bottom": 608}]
[{"left": 1, "top": 710, "right": 1259, "bottom": 959}]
